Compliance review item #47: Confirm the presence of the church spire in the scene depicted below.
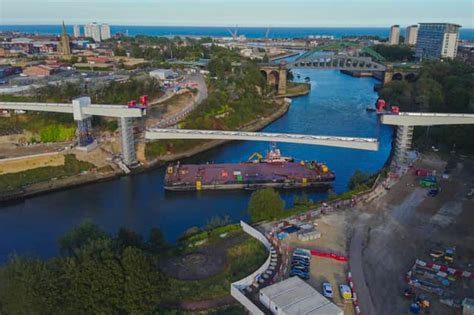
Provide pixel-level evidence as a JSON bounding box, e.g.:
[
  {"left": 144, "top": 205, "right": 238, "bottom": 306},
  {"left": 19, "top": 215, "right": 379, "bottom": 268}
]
[{"left": 61, "top": 21, "right": 67, "bottom": 35}]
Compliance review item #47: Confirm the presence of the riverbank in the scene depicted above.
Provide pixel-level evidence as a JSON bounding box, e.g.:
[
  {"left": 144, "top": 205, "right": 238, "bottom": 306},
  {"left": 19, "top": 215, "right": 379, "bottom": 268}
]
[{"left": 276, "top": 82, "right": 310, "bottom": 98}]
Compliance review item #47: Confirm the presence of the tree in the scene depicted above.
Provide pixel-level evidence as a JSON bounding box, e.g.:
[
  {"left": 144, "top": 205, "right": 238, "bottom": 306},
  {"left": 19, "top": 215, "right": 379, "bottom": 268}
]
[
  {"left": 58, "top": 221, "right": 108, "bottom": 256},
  {"left": 113, "top": 46, "right": 127, "bottom": 57},
  {"left": 349, "top": 170, "right": 372, "bottom": 190},
  {"left": 262, "top": 54, "right": 269, "bottom": 63},
  {"left": 247, "top": 188, "right": 285, "bottom": 222},
  {"left": 116, "top": 227, "right": 145, "bottom": 250},
  {"left": 148, "top": 228, "right": 168, "bottom": 253}
]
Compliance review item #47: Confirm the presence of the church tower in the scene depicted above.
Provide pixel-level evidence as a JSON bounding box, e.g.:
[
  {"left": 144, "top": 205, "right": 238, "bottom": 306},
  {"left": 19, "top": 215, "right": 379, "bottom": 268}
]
[{"left": 58, "top": 21, "right": 71, "bottom": 56}]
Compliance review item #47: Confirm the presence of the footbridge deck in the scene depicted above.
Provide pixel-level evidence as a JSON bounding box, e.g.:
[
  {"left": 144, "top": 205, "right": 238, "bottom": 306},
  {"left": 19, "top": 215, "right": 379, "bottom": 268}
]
[
  {"left": 145, "top": 128, "right": 379, "bottom": 151},
  {"left": 381, "top": 112, "right": 474, "bottom": 126},
  {"left": 0, "top": 101, "right": 145, "bottom": 118}
]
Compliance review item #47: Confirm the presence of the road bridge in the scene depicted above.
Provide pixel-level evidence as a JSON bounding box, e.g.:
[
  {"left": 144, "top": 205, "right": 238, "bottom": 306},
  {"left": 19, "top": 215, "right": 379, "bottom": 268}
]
[
  {"left": 381, "top": 112, "right": 474, "bottom": 163},
  {"left": 0, "top": 97, "right": 146, "bottom": 166},
  {"left": 145, "top": 128, "right": 379, "bottom": 151}
]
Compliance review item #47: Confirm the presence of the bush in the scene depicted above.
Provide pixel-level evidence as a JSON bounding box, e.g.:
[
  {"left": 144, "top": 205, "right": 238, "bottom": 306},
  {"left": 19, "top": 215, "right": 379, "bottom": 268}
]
[
  {"left": 40, "top": 125, "right": 76, "bottom": 142},
  {"left": 247, "top": 188, "right": 285, "bottom": 222}
]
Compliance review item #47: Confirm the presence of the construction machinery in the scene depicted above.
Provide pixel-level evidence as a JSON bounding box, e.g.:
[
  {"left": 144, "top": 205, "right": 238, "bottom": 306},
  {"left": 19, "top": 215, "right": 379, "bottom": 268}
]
[
  {"left": 375, "top": 98, "right": 400, "bottom": 114},
  {"left": 248, "top": 152, "right": 263, "bottom": 162}
]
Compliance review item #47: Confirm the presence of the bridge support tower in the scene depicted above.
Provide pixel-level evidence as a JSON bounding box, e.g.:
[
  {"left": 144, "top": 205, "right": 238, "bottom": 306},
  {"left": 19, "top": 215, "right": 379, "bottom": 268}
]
[
  {"left": 72, "top": 97, "right": 95, "bottom": 150},
  {"left": 393, "top": 125, "right": 414, "bottom": 164},
  {"left": 259, "top": 63, "right": 287, "bottom": 95},
  {"left": 119, "top": 117, "right": 137, "bottom": 166}
]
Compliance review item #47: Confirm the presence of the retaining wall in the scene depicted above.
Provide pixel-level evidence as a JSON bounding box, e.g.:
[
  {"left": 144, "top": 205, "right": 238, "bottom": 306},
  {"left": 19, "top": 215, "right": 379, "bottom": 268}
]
[{"left": 230, "top": 221, "right": 272, "bottom": 314}]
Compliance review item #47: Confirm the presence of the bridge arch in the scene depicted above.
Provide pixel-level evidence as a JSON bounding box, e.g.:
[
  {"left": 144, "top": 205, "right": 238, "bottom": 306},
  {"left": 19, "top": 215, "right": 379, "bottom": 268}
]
[
  {"left": 404, "top": 73, "right": 417, "bottom": 81},
  {"left": 392, "top": 72, "right": 404, "bottom": 81}
]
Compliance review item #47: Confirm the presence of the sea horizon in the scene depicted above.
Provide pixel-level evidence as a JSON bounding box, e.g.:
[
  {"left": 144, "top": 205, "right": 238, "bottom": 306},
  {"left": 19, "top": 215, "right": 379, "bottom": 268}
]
[{"left": 1, "top": 24, "right": 473, "bottom": 40}]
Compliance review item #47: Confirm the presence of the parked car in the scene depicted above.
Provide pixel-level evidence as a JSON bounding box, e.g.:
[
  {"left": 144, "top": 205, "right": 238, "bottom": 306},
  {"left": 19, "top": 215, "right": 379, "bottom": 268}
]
[
  {"left": 339, "top": 284, "right": 352, "bottom": 300},
  {"left": 293, "top": 252, "right": 311, "bottom": 260},
  {"left": 292, "top": 257, "right": 310, "bottom": 266},
  {"left": 293, "top": 249, "right": 311, "bottom": 257},
  {"left": 291, "top": 264, "right": 309, "bottom": 273},
  {"left": 322, "top": 283, "right": 333, "bottom": 298},
  {"left": 289, "top": 269, "right": 309, "bottom": 280}
]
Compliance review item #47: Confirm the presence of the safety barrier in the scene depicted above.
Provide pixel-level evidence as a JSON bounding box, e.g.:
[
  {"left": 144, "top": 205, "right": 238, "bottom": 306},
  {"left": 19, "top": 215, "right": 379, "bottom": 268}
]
[
  {"left": 310, "top": 250, "right": 349, "bottom": 262},
  {"left": 415, "top": 259, "right": 474, "bottom": 279},
  {"left": 347, "top": 272, "right": 362, "bottom": 314}
]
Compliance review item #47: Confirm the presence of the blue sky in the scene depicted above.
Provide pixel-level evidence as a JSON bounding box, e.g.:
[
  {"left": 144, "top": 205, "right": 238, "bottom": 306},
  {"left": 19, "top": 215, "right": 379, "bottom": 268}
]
[{"left": 1, "top": 0, "right": 473, "bottom": 27}]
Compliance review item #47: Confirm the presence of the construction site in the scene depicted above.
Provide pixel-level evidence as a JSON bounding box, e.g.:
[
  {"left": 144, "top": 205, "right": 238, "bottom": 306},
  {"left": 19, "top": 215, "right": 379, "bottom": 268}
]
[{"left": 253, "top": 151, "right": 474, "bottom": 315}]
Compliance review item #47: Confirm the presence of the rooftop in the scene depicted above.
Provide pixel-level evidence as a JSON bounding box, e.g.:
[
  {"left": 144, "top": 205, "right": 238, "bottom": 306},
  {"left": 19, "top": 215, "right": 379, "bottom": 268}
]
[{"left": 259, "top": 277, "right": 343, "bottom": 315}]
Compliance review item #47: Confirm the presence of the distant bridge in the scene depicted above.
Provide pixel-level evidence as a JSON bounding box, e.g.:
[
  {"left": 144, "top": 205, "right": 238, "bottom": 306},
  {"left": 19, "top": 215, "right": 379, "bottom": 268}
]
[
  {"left": 145, "top": 128, "right": 379, "bottom": 151},
  {"left": 290, "top": 55, "right": 386, "bottom": 72}
]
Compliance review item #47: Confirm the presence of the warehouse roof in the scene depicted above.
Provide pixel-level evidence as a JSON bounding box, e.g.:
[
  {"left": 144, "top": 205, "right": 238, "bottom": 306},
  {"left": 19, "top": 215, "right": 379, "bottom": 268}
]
[{"left": 259, "top": 277, "right": 343, "bottom": 315}]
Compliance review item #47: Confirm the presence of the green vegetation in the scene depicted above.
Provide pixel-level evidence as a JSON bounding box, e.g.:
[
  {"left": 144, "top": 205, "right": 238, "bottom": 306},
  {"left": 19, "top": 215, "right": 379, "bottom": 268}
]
[
  {"left": 146, "top": 47, "right": 279, "bottom": 159},
  {"left": 0, "top": 221, "right": 267, "bottom": 312},
  {"left": 0, "top": 154, "right": 95, "bottom": 192},
  {"left": 248, "top": 188, "right": 285, "bottom": 222},
  {"left": 371, "top": 44, "right": 415, "bottom": 62},
  {"left": 380, "top": 59, "right": 474, "bottom": 153},
  {"left": 39, "top": 124, "right": 76, "bottom": 142},
  {"left": 0, "top": 223, "right": 168, "bottom": 314},
  {"left": 349, "top": 170, "right": 374, "bottom": 190}
]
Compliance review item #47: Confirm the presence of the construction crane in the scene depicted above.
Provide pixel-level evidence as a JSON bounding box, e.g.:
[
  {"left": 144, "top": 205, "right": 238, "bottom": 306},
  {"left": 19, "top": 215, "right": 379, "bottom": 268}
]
[
  {"left": 265, "top": 26, "right": 271, "bottom": 39},
  {"left": 227, "top": 25, "right": 239, "bottom": 41}
]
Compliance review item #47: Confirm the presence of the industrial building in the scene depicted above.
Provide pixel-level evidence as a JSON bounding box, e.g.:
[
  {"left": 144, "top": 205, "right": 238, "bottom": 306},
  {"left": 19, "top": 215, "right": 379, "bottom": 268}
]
[
  {"left": 415, "top": 23, "right": 461, "bottom": 60},
  {"left": 389, "top": 25, "right": 400, "bottom": 45},
  {"left": 259, "top": 277, "right": 343, "bottom": 315}
]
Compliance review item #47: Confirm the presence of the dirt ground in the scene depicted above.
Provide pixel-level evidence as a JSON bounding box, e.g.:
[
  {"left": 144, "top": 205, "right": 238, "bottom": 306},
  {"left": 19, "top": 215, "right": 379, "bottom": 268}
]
[
  {"left": 281, "top": 213, "right": 356, "bottom": 315},
  {"left": 0, "top": 141, "right": 73, "bottom": 159},
  {"left": 0, "top": 153, "right": 65, "bottom": 174},
  {"left": 159, "top": 234, "right": 246, "bottom": 281},
  {"left": 356, "top": 153, "right": 474, "bottom": 315}
]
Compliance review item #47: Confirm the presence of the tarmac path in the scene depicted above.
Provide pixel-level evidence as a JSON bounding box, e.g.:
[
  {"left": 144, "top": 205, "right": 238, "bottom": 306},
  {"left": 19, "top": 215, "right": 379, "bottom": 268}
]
[{"left": 349, "top": 214, "right": 377, "bottom": 315}]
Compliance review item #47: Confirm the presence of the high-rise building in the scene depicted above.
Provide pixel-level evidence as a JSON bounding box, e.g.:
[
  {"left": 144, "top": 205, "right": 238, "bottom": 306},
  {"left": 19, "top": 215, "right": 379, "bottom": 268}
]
[
  {"left": 415, "top": 23, "right": 461, "bottom": 60},
  {"left": 389, "top": 25, "right": 400, "bottom": 45},
  {"left": 100, "top": 24, "right": 111, "bottom": 41},
  {"left": 73, "top": 25, "right": 81, "bottom": 37},
  {"left": 87, "top": 22, "right": 102, "bottom": 42},
  {"left": 84, "top": 24, "right": 91, "bottom": 37},
  {"left": 58, "top": 21, "right": 71, "bottom": 56},
  {"left": 405, "top": 25, "right": 418, "bottom": 45}
]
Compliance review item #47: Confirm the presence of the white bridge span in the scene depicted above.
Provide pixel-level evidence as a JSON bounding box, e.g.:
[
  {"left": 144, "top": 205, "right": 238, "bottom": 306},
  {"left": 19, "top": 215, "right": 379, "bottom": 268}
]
[
  {"left": 145, "top": 128, "right": 379, "bottom": 151},
  {"left": 381, "top": 112, "right": 474, "bottom": 126}
]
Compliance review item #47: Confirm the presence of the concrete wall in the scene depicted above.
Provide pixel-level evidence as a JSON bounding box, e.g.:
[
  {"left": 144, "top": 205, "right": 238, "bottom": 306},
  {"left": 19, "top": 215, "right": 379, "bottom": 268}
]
[{"left": 230, "top": 221, "right": 272, "bottom": 314}]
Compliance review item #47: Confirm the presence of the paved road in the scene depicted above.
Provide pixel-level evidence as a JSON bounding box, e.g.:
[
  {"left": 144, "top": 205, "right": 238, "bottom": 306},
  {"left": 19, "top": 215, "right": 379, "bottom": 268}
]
[{"left": 349, "top": 213, "right": 377, "bottom": 315}]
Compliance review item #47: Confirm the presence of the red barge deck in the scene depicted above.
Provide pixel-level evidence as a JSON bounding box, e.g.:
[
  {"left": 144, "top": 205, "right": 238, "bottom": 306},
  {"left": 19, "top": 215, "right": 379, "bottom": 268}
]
[{"left": 164, "top": 146, "right": 335, "bottom": 191}]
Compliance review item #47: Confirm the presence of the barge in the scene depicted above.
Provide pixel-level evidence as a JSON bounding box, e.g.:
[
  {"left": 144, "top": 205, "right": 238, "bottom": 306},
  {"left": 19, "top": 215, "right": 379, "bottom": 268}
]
[{"left": 164, "top": 145, "right": 336, "bottom": 191}]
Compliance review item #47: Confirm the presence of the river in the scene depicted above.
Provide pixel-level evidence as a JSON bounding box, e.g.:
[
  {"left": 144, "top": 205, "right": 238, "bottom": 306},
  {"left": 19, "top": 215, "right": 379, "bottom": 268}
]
[{"left": 0, "top": 69, "right": 393, "bottom": 263}]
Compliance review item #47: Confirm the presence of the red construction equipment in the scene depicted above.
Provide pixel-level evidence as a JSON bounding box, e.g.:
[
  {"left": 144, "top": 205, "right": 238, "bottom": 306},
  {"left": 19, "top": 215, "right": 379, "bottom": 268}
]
[
  {"left": 127, "top": 95, "right": 149, "bottom": 108},
  {"left": 376, "top": 98, "right": 400, "bottom": 114}
]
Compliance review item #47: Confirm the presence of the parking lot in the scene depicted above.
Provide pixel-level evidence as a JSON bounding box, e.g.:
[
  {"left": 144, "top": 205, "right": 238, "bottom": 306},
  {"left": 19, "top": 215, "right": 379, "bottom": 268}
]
[{"left": 280, "top": 212, "right": 357, "bottom": 314}]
